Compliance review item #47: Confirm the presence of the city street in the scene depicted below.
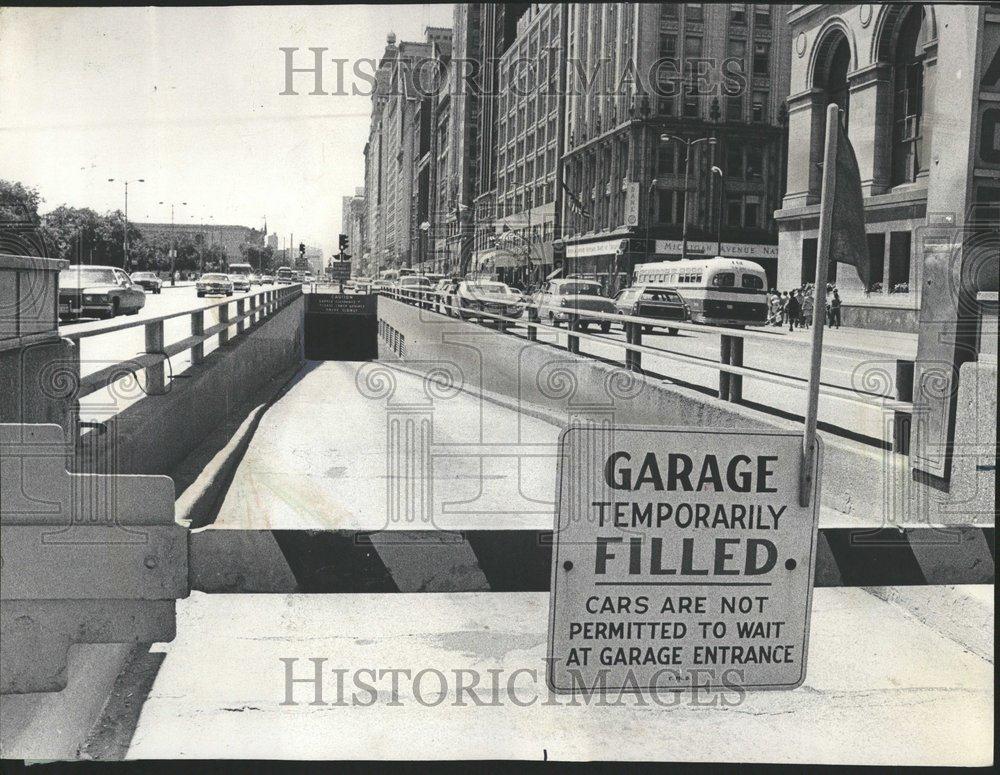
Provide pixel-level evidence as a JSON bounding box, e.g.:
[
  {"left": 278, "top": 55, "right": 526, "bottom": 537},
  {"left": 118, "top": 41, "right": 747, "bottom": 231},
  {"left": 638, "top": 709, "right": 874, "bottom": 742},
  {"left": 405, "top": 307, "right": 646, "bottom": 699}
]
[
  {"left": 390, "top": 298, "right": 915, "bottom": 443},
  {"left": 64, "top": 285, "right": 915, "bottom": 445}
]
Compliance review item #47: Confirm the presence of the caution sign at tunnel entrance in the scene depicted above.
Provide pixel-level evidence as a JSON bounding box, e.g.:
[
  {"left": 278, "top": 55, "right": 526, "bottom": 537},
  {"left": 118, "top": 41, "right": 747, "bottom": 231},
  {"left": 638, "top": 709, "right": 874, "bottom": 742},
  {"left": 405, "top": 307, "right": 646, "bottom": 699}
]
[{"left": 547, "top": 426, "right": 822, "bottom": 693}]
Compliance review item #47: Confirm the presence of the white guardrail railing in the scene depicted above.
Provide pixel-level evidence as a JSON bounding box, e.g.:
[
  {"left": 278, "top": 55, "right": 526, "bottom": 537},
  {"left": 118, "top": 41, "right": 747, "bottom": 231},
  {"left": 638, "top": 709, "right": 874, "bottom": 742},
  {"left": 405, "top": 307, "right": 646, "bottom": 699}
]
[
  {"left": 381, "top": 286, "right": 916, "bottom": 451},
  {"left": 63, "top": 284, "right": 303, "bottom": 399}
]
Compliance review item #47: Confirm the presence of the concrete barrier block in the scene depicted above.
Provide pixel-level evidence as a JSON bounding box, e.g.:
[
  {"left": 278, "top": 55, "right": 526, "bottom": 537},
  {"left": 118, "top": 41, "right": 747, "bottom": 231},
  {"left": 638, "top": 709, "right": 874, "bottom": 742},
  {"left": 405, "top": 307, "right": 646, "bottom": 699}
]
[{"left": 0, "top": 423, "right": 188, "bottom": 694}]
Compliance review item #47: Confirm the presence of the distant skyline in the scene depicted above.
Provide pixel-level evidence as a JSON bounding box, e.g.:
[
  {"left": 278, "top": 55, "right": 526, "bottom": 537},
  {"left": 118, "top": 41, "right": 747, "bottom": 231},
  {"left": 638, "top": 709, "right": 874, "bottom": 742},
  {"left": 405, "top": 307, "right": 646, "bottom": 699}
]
[{"left": 0, "top": 4, "right": 454, "bottom": 258}]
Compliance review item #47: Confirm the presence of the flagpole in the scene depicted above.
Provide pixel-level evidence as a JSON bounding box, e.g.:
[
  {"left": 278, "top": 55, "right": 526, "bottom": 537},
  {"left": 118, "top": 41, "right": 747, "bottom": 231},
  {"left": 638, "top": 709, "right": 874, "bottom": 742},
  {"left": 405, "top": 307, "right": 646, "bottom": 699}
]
[{"left": 800, "top": 103, "right": 839, "bottom": 507}]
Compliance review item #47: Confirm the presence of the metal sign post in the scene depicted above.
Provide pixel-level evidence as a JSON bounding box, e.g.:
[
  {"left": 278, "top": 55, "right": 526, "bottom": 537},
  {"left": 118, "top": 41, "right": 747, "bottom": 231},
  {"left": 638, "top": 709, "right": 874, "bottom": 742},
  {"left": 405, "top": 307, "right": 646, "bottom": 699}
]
[{"left": 799, "top": 104, "right": 839, "bottom": 508}]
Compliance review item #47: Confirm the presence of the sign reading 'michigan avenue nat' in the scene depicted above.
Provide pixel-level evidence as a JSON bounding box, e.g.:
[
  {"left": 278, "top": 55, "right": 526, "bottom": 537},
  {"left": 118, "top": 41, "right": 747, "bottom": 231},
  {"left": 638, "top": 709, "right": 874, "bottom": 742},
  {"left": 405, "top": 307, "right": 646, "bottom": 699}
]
[{"left": 548, "top": 427, "right": 823, "bottom": 693}]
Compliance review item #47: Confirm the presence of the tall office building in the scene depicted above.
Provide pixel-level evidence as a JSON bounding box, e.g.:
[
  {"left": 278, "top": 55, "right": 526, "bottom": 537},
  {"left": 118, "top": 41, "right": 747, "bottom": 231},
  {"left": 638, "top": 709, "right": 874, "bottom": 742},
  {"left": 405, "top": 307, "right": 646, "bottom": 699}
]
[
  {"left": 560, "top": 3, "right": 792, "bottom": 289},
  {"left": 363, "top": 28, "right": 451, "bottom": 273}
]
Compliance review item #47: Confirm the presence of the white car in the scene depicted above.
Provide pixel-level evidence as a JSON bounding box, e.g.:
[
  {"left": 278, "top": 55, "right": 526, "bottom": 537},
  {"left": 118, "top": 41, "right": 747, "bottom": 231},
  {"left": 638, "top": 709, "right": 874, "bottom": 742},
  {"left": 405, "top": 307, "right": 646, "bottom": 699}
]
[
  {"left": 454, "top": 280, "right": 524, "bottom": 322},
  {"left": 196, "top": 273, "right": 234, "bottom": 297},
  {"left": 528, "top": 278, "right": 616, "bottom": 332}
]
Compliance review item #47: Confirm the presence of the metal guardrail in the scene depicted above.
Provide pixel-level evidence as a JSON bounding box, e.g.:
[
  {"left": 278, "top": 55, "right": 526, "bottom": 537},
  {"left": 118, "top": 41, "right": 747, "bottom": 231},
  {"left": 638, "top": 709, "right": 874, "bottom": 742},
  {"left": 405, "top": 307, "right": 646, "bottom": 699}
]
[
  {"left": 63, "top": 284, "right": 303, "bottom": 398},
  {"left": 381, "top": 286, "right": 915, "bottom": 450}
]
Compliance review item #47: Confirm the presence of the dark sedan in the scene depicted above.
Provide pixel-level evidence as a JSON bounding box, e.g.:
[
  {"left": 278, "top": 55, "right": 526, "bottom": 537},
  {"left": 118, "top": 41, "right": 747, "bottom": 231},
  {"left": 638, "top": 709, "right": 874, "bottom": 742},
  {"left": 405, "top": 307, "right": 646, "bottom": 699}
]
[
  {"left": 59, "top": 265, "right": 146, "bottom": 319},
  {"left": 613, "top": 285, "right": 689, "bottom": 335},
  {"left": 130, "top": 271, "right": 163, "bottom": 294}
]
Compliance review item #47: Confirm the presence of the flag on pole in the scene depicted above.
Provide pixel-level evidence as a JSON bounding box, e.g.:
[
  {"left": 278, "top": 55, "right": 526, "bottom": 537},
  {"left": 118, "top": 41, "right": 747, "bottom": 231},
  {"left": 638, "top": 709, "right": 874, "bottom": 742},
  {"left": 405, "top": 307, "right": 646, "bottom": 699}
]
[{"left": 829, "top": 114, "right": 870, "bottom": 286}]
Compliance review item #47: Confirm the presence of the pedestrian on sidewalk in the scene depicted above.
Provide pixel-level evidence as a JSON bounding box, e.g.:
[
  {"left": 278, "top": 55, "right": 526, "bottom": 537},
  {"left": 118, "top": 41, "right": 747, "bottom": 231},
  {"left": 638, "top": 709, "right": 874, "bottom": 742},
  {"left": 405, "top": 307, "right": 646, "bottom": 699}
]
[
  {"left": 785, "top": 290, "right": 800, "bottom": 332},
  {"left": 830, "top": 288, "right": 842, "bottom": 329},
  {"left": 802, "top": 290, "right": 814, "bottom": 329}
]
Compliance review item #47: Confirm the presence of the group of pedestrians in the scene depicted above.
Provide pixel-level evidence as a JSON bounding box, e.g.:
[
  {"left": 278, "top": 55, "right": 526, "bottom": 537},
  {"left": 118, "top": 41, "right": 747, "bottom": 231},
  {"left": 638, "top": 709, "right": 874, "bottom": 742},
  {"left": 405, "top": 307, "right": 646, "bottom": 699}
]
[{"left": 766, "top": 285, "right": 842, "bottom": 331}]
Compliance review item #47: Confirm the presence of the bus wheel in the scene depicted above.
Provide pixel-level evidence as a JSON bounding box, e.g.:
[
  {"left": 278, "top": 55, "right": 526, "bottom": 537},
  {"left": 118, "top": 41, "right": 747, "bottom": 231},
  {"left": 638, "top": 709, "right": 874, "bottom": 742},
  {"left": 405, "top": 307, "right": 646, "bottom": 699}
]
[
  {"left": 667, "top": 327, "right": 679, "bottom": 336},
  {"left": 600, "top": 322, "right": 611, "bottom": 333}
]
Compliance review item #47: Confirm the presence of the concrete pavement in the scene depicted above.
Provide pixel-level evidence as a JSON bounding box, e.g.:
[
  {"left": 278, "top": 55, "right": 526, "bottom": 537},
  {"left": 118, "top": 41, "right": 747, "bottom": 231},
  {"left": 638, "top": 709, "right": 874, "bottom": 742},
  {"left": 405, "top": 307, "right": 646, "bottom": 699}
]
[
  {"left": 207, "top": 359, "right": 562, "bottom": 532},
  {"left": 124, "top": 588, "right": 993, "bottom": 764}
]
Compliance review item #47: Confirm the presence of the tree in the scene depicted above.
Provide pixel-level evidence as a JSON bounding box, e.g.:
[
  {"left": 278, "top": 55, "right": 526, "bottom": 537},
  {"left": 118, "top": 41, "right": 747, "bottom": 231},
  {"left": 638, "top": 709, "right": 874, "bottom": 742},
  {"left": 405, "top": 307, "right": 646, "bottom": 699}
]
[
  {"left": 240, "top": 243, "right": 275, "bottom": 273},
  {"left": 0, "top": 179, "right": 43, "bottom": 223}
]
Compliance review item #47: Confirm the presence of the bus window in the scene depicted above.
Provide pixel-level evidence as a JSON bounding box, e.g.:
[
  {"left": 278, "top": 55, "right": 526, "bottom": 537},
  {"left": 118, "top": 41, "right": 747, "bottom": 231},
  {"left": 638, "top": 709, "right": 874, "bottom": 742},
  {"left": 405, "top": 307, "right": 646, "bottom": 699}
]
[
  {"left": 741, "top": 274, "right": 764, "bottom": 290},
  {"left": 712, "top": 272, "right": 735, "bottom": 287}
]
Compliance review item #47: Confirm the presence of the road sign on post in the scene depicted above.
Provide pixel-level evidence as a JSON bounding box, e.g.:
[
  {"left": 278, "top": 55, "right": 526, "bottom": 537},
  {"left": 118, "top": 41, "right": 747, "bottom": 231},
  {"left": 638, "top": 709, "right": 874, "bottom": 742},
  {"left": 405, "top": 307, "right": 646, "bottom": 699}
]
[
  {"left": 329, "top": 261, "right": 351, "bottom": 281},
  {"left": 547, "top": 426, "right": 822, "bottom": 695}
]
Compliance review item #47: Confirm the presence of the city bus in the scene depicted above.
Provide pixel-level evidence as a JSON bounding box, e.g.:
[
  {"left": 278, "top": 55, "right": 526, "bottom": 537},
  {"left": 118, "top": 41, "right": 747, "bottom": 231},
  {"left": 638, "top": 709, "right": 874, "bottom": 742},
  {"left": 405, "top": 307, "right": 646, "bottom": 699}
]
[{"left": 633, "top": 257, "right": 768, "bottom": 327}]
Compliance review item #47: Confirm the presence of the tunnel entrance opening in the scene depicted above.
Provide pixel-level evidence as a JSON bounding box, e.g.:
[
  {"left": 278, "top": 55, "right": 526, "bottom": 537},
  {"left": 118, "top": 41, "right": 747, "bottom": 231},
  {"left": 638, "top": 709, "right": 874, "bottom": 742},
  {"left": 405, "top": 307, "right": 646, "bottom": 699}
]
[{"left": 304, "top": 293, "right": 378, "bottom": 360}]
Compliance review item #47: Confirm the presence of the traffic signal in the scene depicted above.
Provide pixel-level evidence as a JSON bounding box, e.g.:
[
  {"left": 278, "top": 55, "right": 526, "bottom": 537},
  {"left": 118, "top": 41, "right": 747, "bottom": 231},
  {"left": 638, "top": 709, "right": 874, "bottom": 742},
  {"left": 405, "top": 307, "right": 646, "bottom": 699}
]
[
  {"left": 299, "top": 242, "right": 306, "bottom": 256},
  {"left": 339, "top": 233, "right": 349, "bottom": 252}
]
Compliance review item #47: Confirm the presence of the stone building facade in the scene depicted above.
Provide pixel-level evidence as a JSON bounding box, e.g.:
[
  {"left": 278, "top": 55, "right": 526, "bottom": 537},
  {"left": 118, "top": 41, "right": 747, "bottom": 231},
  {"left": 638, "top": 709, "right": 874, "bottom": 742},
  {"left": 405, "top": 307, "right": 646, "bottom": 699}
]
[{"left": 775, "top": 3, "right": 998, "bottom": 331}]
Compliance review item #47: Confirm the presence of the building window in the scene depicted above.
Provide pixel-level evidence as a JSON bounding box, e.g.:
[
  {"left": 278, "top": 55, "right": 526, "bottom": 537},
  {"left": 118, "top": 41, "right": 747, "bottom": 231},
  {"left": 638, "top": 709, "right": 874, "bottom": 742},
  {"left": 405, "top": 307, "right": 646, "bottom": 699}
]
[
  {"left": 726, "top": 194, "right": 742, "bottom": 226},
  {"left": 726, "top": 142, "right": 743, "bottom": 178},
  {"left": 685, "top": 3, "right": 703, "bottom": 23},
  {"left": 891, "top": 7, "right": 926, "bottom": 186},
  {"left": 728, "top": 37, "right": 747, "bottom": 72},
  {"left": 753, "top": 5, "right": 771, "bottom": 27},
  {"left": 746, "top": 146, "right": 763, "bottom": 178},
  {"left": 865, "top": 233, "right": 886, "bottom": 292},
  {"left": 727, "top": 95, "right": 744, "bottom": 121},
  {"left": 658, "top": 97, "right": 675, "bottom": 117},
  {"left": 662, "top": 4, "right": 678, "bottom": 20},
  {"left": 730, "top": 3, "right": 746, "bottom": 24},
  {"left": 888, "top": 231, "right": 912, "bottom": 292},
  {"left": 685, "top": 34, "right": 703, "bottom": 58},
  {"left": 752, "top": 91, "right": 767, "bottom": 122},
  {"left": 660, "top": 33, "right": 677, "bottom": 60},
  {"left": 683, "top": 87, "right": 700, "bottom": 118},
  {"left": 744, "top": 197, "right": 760, "bottom": 228},
  {"left": 657, "top": 146, "right": 675, "bottom": 175},
  {"left": 753, "top": 42, "right": 770, "bottom": 76}
]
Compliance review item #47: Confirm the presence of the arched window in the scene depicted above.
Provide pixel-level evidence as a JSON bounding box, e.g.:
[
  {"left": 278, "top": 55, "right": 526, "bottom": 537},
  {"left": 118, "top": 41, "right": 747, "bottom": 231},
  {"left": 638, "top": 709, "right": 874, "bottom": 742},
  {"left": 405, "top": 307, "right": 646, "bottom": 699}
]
[
  {"left": 890, "top": 7, "right": 926, "bottom": 185},
  {"left": 826, "top": 37, "right": 850, "bottom": 134},
  {"left": 811, "top": 28, "right": 851, "bottom": 175}
]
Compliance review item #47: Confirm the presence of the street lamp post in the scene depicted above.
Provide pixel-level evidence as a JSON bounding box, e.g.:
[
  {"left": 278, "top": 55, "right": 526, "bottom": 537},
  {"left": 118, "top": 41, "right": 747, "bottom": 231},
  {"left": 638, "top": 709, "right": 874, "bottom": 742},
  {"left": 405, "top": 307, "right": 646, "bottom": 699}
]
[
  {"left": 659, "top": 134, "right": 716, "bottom": 260},
  {"left": 108, "top": 178, "right": 144, "bottom": 272},
  {"left": 645, "top": 177, "right": 658, "bottom": 264},
  {"left": 160, "top": 200, "right": 187, "bottom": 285},
  {"left": 710, "top": 166, "right": 724, "bottom": 256}
]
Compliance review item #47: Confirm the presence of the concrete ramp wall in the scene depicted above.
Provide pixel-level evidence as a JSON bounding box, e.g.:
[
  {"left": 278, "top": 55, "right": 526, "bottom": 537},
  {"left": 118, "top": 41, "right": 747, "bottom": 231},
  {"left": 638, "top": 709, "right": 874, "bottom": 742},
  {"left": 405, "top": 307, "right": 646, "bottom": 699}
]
[{"left": 76, "top": 295, "right": 305, "bottom": 478}]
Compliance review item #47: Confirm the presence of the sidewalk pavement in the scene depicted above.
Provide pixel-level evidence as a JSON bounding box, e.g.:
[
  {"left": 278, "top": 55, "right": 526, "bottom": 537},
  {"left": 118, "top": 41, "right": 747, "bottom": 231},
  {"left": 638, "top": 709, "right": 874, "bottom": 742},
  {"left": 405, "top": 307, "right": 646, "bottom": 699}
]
[{"left": 123, "top": 588, "right": 993, "bottom": 764}]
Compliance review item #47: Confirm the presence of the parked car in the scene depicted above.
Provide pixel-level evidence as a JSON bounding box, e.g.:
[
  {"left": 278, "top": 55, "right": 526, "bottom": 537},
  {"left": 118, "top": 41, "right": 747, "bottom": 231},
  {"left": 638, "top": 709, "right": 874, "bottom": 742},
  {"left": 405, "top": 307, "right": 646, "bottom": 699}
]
[
  {"left": 59, "top": 265, "right": 146, "bottom": 319},
  {"left": 455, "top": 280, "right": 524, "bottom": 322},
  {"left": 527, "top": 278, "right": 616, "bottom": 331},
  {"left": 259, "top": 274, "right": 274, "bottom": 285},
  {"left": 196, "top": 273, "right": 234, "bottom": 297},
  {"left": 129, "top": 271, "right": 163, "bottom": 294},
  {"left": 613, "top": 285, "right": 689, "bottom": 335}
]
